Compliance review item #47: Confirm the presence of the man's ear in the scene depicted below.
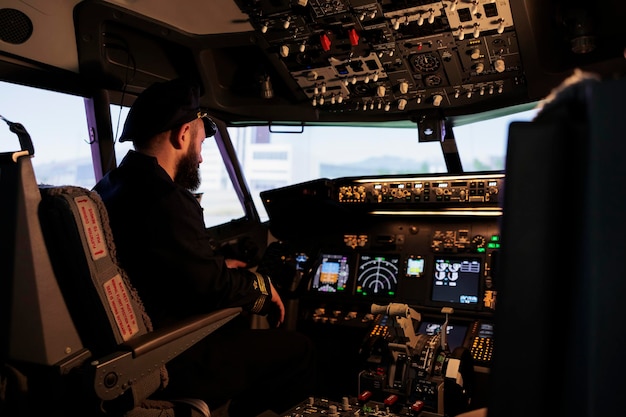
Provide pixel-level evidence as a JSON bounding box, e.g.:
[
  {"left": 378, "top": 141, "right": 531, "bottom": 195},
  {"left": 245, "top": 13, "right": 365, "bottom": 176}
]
[{"left": 170, "top": 123, "right": 190, "bottom": 150}]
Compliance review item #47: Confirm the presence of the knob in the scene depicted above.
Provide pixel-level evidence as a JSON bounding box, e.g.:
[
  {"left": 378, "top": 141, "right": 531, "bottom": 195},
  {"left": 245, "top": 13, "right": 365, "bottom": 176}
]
[
  {"left": 280, "top": 45, "right": 289, "bottom": 57},
  {"left": 470, "top": 48, "right": 481, "bottom": 60},
  {"left": 377, "top": 85, "right": 386, "bottom": 97},
  {"left": 433, "top": 94, "right": 443, "bottom": 106},
  {"left": 474, "top": 62, "right": 485, "bottom": 73},
  {"left": 398, "top": 98, "right": 407, "bottom": 110},
  {"left": 399, "top": 81, "right": 409, "bottom": 94},
  {"left": 494, "top": 59, "right": 505, "bottom": 73}
]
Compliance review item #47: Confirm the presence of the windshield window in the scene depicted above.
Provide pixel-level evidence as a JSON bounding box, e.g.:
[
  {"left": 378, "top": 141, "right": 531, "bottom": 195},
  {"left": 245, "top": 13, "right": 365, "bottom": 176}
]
[{"left": 1, "top": 80, "right": 538, "bottom": 228}]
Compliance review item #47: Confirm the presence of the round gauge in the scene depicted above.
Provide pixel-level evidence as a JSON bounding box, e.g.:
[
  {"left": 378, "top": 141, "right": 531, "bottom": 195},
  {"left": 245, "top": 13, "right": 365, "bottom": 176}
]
[
  {"left": 356, "top": 255, "right": 399, "bottom": 297},
  {"left": 411, "top": 53, "right": 440, "bottom": 72}
]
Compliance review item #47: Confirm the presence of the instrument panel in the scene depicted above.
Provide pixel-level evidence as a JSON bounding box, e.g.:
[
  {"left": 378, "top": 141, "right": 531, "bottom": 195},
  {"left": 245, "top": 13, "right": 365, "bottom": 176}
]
[
  {"left": 259, "top": 172, "right": 502, "bottom": 411},
  {"left": 236, "top": 0, "right": 524, "bottom": 117},
  {"left": 260, "top": 171, "right": 501, "bottom": 329}
]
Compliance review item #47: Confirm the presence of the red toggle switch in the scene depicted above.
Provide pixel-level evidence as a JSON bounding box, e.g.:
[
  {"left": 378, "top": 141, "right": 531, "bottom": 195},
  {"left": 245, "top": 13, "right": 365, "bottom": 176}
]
[
  {"left": 411, "top": 400, "right": 425, "bottom": 412},
  {"left": 320, "top": 33, "right": 331, "bottom": 51},
  {"left": 357, "top": 390, "right": 373, "bottom": 402},
  {"left": 348, "top": 28, "right": 359, "bottom": 46},
  {"left": 384, "top": 394, "right": 398, "bottom": 406}
]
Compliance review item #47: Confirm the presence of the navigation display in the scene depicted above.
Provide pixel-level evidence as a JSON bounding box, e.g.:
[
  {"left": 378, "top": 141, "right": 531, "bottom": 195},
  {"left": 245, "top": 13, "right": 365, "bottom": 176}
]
[{"left": 355, "top": 253, "right": 400, "bottom": 298}]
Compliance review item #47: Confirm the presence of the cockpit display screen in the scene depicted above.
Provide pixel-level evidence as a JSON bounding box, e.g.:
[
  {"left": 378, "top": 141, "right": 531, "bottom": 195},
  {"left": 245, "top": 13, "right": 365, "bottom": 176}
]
[
  {"left": 310, "top": 253, "right": 350, "bottom": 293},
  {"left": 430, "top": 256, "right": 481, "bottom": 307},
  {"left": 355, "top": 253, "right": 400, "bottom": 298}
]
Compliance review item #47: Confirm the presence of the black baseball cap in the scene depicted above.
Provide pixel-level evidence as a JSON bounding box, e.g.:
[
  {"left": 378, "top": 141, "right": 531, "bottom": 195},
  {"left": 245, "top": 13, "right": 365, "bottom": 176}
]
[{"left": 119, "top": 78, "right": 217, "bottom": 143}]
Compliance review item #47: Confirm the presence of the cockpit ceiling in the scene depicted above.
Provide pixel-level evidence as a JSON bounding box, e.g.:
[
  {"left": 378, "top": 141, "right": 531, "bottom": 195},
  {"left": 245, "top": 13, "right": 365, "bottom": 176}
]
[{"left": 1, "top": 0, "right": 625, "bottom": 124}]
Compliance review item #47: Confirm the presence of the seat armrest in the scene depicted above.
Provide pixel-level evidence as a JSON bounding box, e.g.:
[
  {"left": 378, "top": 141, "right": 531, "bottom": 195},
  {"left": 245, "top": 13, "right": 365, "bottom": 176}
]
[{"left": 92, "top": 307, "right": 242, "bottom": 401}]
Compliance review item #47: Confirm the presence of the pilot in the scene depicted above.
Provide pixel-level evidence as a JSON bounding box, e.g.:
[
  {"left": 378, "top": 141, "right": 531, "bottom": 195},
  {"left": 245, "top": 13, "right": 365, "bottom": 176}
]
[{"left": 93, "top": 78, "right": 315, "bottom": 417}]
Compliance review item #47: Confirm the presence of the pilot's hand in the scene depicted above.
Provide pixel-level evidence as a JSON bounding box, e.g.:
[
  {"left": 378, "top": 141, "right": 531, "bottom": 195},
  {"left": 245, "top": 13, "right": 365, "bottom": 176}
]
[
  {"left": 268, "top": 280, "right": 285, "bottom": 327},
  {"left": 225, "top": 258, "right": 247, "bottom": 269}
]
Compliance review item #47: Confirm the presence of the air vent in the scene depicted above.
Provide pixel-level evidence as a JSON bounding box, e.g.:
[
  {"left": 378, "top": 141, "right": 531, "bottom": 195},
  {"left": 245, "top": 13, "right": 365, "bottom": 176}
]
[{"left": 0, "top": 8, "right": 33, "bottom": 44}]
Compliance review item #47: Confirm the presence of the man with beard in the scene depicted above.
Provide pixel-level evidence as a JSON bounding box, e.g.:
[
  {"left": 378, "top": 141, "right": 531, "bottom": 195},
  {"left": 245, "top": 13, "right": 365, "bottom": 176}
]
[{"left": 93, "top": 78, "right": 315, "bottom": 417}]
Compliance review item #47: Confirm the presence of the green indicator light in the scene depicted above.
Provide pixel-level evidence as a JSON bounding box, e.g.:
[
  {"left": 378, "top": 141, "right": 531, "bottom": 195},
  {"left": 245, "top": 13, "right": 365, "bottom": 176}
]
[
  {"left": 491, "top": 235, "right": 500, "bottom": 242},
  {"left": 487, "top": 243, "right": 497, "bottom": 249},
  {"left": 477, "top": 247, "right": 486, "bottom": 253}
]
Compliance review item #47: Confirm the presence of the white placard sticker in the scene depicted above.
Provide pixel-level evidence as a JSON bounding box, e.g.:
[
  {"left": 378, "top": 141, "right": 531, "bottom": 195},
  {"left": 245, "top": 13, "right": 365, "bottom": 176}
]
[
  {"left": 74, "top": 195, "right": 107, "bottom": 260},
  {"left": 103, "top": 274, "right": 139, "bottom": 340}
]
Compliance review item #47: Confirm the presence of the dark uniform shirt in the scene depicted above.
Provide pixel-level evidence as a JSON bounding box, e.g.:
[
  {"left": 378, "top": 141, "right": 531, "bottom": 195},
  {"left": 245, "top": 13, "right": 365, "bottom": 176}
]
[{"left": 93, "top": 150, "right": 272, "bottom": 328}]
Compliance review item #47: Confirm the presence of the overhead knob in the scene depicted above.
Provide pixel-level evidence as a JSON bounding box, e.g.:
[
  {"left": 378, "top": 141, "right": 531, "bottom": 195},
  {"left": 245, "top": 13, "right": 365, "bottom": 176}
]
[
  {"left": 280, "top": 45, "right": 289, "bottom": 57},
  {"left": 494, "top": 59, "right": 505, "bottom": 73},
  {"left": 398, "top": 98, "right": 407, "bottom": 110},
  {"left": 474, "top": 62, "right": 485, "bottom": 73},
  {"left": 470, "top": 48, "right": 481, "bottom": 60},
  {"left": 433, "top": 94, "right": 443, "bottom": 106},
  {"left": 399, "top": 81, "right": 409, "bottom": 94},
  {"left": 377, "top": 85, "right": 386, "bottom": 97}
]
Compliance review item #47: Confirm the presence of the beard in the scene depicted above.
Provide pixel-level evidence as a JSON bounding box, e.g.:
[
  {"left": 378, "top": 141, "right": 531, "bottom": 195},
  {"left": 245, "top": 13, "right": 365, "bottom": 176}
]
[{"left": 174, "top": 145, "right": 201, "bottom": 191}]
